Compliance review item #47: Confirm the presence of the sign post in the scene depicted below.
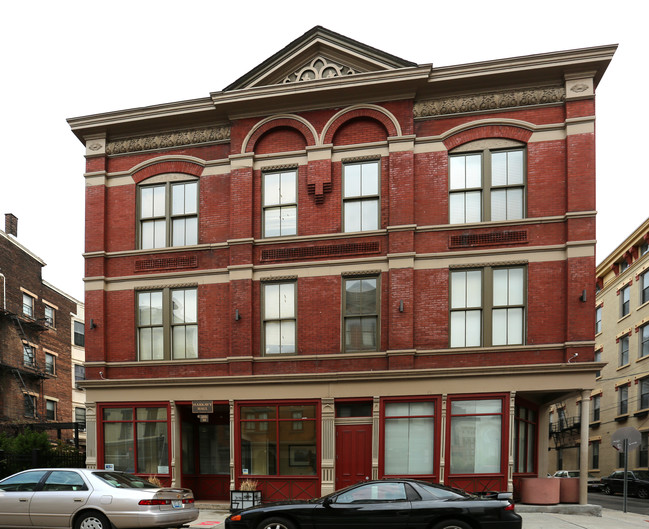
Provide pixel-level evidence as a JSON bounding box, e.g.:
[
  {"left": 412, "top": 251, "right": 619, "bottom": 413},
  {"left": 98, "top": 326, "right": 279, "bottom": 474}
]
[{"left": 612, "top": 427, "right": 642, "bottom": 513}]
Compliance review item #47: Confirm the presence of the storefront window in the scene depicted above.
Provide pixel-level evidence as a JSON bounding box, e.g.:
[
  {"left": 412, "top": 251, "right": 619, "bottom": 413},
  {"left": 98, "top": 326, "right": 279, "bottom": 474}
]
[
  {"left": 384, "top": 401, "right": 435, "bottom": 475},
  {"left": 240, "top": 404, "right": 317, "bottom": 477},
  {"left": 514, "top": 404, "right": 536, "bottom": 473},
  {"left": 102, "top": 406, "right": 169, "bottom": 474},
  {"left": 449, "top": 399, "right": 502, "bottom": 474}
]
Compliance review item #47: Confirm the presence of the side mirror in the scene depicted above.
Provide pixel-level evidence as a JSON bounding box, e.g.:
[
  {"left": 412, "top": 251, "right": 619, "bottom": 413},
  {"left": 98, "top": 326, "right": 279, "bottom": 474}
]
[{"left": 323, "top": 497, "right": 334, "bottom": 507}]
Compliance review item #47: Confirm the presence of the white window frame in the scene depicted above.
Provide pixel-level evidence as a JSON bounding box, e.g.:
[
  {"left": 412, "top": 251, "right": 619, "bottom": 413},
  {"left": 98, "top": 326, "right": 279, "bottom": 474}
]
[
  {"left": 262, "top": 169, "right": 297, "bottom": 238},
  {"left": 262, "top": 281, "right": 296, "bottom": 355},
  {"left": 343, "top": 160, "right": 380, "bottom": 232},
  {"left": 139, "top": 178, "right": 198, "bottom": 249}
]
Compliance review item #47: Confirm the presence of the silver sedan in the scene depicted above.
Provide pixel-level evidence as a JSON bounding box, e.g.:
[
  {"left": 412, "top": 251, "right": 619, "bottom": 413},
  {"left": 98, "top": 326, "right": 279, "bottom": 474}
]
[{"left": 0, "top": 468, "right": 199, "bottom": 529}]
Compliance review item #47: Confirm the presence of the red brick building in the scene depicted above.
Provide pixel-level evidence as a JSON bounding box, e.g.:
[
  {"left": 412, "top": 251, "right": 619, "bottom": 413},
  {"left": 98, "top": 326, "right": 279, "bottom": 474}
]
[
  {"left": 68, "top": 27, "right": 615, "bottom": 502},
  {"left": 0, "top": 214, "right": 85, "bottom": 445}
]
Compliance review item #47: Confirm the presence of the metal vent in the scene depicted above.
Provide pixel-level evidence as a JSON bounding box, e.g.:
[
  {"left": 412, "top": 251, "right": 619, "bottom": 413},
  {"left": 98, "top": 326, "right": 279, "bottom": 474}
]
[
  {"left": 449, "top": 230, "right": 527, "bottom": 248},
  {"left": 261, "top": 242, "right": 380, "bottom": 262},
  {"left": 135, "top": 255, "right": 198, "bottom": 272}
]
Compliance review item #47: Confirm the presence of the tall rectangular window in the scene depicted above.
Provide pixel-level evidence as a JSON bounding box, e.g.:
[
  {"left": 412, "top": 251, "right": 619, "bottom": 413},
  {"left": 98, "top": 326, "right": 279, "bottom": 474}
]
[
  {"left": 595, "top": 306, "right": 602, "bottom": 334},
  {"left": 641, "top": 379, "right": 649, "bottom": 410},
  {"left": 45, "top": 353, "right": 55, "bottom": 375},
  {"left": 618, "top": 385, "right": 629, "bottom": 415},
  {"left": 449, "top": 147, "right": 524, "bottom": 224},
  {"left": 239, "top": 404, "right": 317, "bottom": 477},
  {"left": 642, "top": 271, "right": 649, "bottom": 305},
  {"left": 592, "top": 394, "right": 601, "bottom": 422},
  {"left": 592, "top": 441, "right": 600, "bottom": 469},
  {"left": 44, "top": 305, "right": 55, "bottom": 327},
  {"left": 137, "top": 288, "right": 197, "bottom": 361},
  {"left": 263, "top": 282, "right": 296, "bottom": 355},
  {"left": 140, "top": 181, "right": 198, "bottom": 249},
  {"left": 46, "top": 400, "right": 56, "bottom": 421},
  {"left": 621, "top": 284, "right": 630, "bottom": 317},
  {"left": 640, "top": 433, "right": 649, "bottom": 468},
  {"left": 75, "top": 407, "right": 87, "bottom": 431},
  {"left": 73, "top": 321, "right": 85, "bottom": 347},
  {"left": 22, "top": 293, "right": 34, "bottom": 318},
  {"left": 619, "top": 335, "right": 630, "bottom": 366},
  {"left": 74, "top": 364, "right": 86, "bottom": 388},
  {"left": 24, "top": 394, "right": 36, "bottom": 418},
  {"left": 449, "top": 399, "right": 503, "bottom": 474},
  {"left": 263, "top": 170, "right": 297, "bottom": 237},
  {"left": 642, "top": 325, "right": 649, "bottom": 359},
  {"left": 23, "top": 344, "right": 35, "bottom": 367},
  {"left": 450, "top": 266, "right": 525, "bottom": 347},
  {"left": 343, "top": 277, "right": 378, "bottom": 352},
  {"left": 595, "top": 349, "right": 602, "bottom": 378},
  {"left": 514, "top": 404, "right": 536, "bottom": 474},
  {"left": 384, "top": 401, "right": 435, "bottom": 475},
  {"left": 102, "top": 406, "right": 169, "bottom": 474},
  {"left": 343, "top": 160, "right": 379, "bottom": 232}
]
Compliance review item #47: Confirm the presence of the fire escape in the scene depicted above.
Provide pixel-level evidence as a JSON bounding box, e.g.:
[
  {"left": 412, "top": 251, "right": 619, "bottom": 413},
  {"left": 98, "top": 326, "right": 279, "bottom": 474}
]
[
  {"left": 0, "top": 308, "right": 50, "bottom": 420},
  {"left": 549, "top": 403, "right": 581, "bottom": 450}
]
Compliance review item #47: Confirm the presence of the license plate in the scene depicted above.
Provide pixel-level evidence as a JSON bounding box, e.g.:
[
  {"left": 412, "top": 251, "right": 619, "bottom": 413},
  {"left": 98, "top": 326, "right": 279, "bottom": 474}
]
[{"left": 172, "top": 500, "right": 182, "bottom": 509}]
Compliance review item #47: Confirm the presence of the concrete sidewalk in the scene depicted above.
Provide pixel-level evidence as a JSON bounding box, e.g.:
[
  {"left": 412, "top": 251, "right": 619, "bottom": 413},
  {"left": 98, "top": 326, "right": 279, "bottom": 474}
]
[{"left": 190, "top": 505, "right": 649, "bottom": 528}]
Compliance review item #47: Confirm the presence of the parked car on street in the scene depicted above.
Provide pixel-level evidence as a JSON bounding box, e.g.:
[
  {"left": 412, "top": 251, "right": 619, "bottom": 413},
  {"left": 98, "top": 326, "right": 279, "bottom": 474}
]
[
  {"left": 601, "top": 470, "right": 649, "bottom": 498},
  {"left": 225, "top": 478, "right": 522, "bottom": 529},
  {"left": 0, "top": 468, "right": 198, "bottom": 529},
  {"left": 552, "top": 470, "right": 602, "bottom": 491}
]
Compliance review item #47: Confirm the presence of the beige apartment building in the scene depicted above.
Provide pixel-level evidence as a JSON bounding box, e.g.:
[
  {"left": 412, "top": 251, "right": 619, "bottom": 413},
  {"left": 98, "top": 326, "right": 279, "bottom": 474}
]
[{"left": 549, "top": 217, "right": 649, "bottom": 478}]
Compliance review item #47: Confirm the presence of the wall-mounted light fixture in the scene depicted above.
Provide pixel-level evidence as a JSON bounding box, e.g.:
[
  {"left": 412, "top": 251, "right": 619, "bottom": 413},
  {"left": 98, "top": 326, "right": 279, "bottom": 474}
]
[
  {"left": 235, "top": 309, "right": 241, "bottom": 321},
  {"left": 580, "top": 289, "right": 587, "bottom": 302},
  {"left": 90, "top": 319, "right": 97, "bottom": 329},
  {"left": 399, "top": 300, "right": 404, "bottom": 313}
]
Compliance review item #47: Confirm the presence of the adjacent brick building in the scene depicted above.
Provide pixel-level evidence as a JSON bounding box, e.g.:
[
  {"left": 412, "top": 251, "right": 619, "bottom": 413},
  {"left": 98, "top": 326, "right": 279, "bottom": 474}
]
[
  {"left": 67, "top": 27, "right": 615, "bottom": 502},
  {"left": 0, "top": 214, "right": 85, "bottom": 446}
]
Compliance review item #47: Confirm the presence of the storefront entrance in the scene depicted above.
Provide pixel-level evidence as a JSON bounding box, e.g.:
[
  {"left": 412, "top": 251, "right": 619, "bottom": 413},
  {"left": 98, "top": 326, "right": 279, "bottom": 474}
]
[
  {"left": 335, "top": 423, "right": 372, "bottom": 490},
  {"left": 178, "top": 404, "right": 230, "bottom": 500}
]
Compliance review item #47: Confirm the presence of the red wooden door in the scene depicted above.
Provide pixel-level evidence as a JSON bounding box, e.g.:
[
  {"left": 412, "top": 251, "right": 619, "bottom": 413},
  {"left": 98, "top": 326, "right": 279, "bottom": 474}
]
[{"left": 335, "top": 423, "right": 372, "bottom": 490}]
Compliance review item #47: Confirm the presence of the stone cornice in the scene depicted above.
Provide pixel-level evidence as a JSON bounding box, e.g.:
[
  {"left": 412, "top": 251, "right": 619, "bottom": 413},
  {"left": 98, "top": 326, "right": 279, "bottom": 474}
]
[
  {"left": 105, "top": 125, "right": 231, "bottom": 155},
  {"left": 79, "top": 359, "right": 601, "bottom": 389},
  {"left": 414, "top": 85, "right": 565, "bottom": 118}
]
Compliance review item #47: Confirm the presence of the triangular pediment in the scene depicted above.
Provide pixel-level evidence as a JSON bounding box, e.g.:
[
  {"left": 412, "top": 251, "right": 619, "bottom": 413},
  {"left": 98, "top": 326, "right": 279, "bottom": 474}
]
[{"left": 224, "top": 26, "right": 417, "bottom": 91}]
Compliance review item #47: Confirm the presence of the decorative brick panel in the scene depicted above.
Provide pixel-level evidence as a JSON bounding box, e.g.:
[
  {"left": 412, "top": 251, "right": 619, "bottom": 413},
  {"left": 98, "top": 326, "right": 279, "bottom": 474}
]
[
  {"left": 134, "top": 256, "right": 198, "bottom": 272},
  {"left": 261, "top": 242, "right": 380, "bottom": 262},
  {"left": 449, "top": 230, "right": 527, "bottom": 248}
]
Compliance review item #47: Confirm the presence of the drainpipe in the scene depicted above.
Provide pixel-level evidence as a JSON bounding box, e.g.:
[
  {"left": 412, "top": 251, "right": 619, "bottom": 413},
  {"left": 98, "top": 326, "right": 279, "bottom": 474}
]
[{"left": 0, "top": 272, "right": 5, "bottom": 311}]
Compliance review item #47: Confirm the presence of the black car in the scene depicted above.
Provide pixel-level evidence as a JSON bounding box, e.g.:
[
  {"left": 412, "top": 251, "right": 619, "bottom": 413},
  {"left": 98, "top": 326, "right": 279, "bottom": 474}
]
[
  {"left": 601, "top": 470, "right": 649, "bottom": 498},
  {"left": 225, "top": 478, "right": 522, "bottom": 529}
]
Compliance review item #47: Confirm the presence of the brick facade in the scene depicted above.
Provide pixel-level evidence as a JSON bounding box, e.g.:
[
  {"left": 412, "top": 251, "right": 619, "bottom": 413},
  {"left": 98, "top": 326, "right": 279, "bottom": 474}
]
[{"left": 68, "top": 27, "right": 615, "bottom": 501}]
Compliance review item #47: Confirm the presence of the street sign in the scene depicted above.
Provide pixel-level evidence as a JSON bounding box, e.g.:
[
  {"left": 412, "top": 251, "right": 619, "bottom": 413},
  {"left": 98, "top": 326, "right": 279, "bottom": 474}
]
[{"left": 612, "top": 427, "right": 642, "bottom": 452}]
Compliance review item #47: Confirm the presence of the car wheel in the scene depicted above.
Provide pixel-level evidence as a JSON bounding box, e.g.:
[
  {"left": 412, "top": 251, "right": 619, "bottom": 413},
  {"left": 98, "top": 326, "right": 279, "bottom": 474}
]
[
  {"left": 602, "top": 485, "right": 613, "bottom": 495},
  {"left": 256, "top": 517, "right": 296, "bottom": 529},
  {"left": 431, "top": 520, "right": 472, "bottom": 529},
  {"left": 74, "top": 511, "right": 111, "bottom": 529},
  {"left": 638, "top": 487, "right": 649, "bottom": 499}
]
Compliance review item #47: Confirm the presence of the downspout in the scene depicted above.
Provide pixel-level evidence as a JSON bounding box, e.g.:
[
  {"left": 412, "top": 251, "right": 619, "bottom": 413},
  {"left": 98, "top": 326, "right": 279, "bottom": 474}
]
[{"left": 0, "top": 272, "right": 5, "bottom": 310}]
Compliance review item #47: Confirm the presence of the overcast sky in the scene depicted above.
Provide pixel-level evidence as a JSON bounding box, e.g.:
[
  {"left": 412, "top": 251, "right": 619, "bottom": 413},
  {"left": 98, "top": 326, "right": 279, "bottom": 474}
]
[{"left": 0, "top": 1, "right": 645, "bottom": 301}]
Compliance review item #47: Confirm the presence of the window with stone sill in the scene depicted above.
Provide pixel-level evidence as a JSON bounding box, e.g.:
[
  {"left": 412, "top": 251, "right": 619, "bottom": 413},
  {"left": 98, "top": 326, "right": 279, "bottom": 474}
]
[
  {"left": 621, "top": 284, "right": 631, "bottom": 317},
  {"left": 619, "top": 385, "right": 629, "bottom": 415},
  {"left": 45, "top": 353, "right": 55, "bottom": 375},
  {"left": 46, "top": 400, "right": 56, "bottom": 421},
  {"left": 619, "top": 334, "right": 630, "bottom": 366},
  {"left": 642, "top": 324, "right": 649, "bottom": 360},
  {"left": 343, "top": 160, "right": 380, "bottom": 232},
  {"left": 592, "top": 394, "right": 601, "bottom": 422},
  {"left": 138, "top": 180, "right": 198, "bottom": 249},
  {"left": 262, "top": 282, "right": 296, "bottom": 355},
  {"left": 24, "top": 394, "right": 36, "bottom": 418},
  {"left": 595, "top": 306, "right": 602, "bottom": 334},
  {"left": 137, "top": 287, "right": 197, "bottom": 361},
  {"left": 343, "top": 276, "right": 379, "bottom": 352},
  {"left": 641, "top": 378, "right": 649, "bottom": 411},
  {"left": 450, "top": 266, "right": 526, "bottom": 347},
  {"left": 641, "top": 271, "right": 649, "bottom": 305},
  {"left": 22, "top": 293, "right": 34, "bottom": 318},
  {"left": 23, "top": 344, "right": 35, "bottom": 367},
  {"left": 449, "top": 141, "right": 525, "bottom": 224},
  {"left": 263, "top": 169, "right": 297, "bottom": 238},
  {"left": 44, "top": 305, "right": 55, "bottom": 327}
]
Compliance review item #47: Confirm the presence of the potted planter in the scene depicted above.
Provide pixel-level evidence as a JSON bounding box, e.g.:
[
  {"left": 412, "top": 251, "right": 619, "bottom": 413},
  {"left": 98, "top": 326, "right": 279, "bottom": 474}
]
[{"left": 230, "top": 479, "right": 261, "bottom": 511}]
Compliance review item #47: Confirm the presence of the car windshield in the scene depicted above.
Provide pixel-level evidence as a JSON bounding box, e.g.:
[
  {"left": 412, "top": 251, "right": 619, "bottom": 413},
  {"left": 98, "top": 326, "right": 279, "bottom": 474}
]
[{"left": 93, "top": 471, "right": 159, "bottom": 489}]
